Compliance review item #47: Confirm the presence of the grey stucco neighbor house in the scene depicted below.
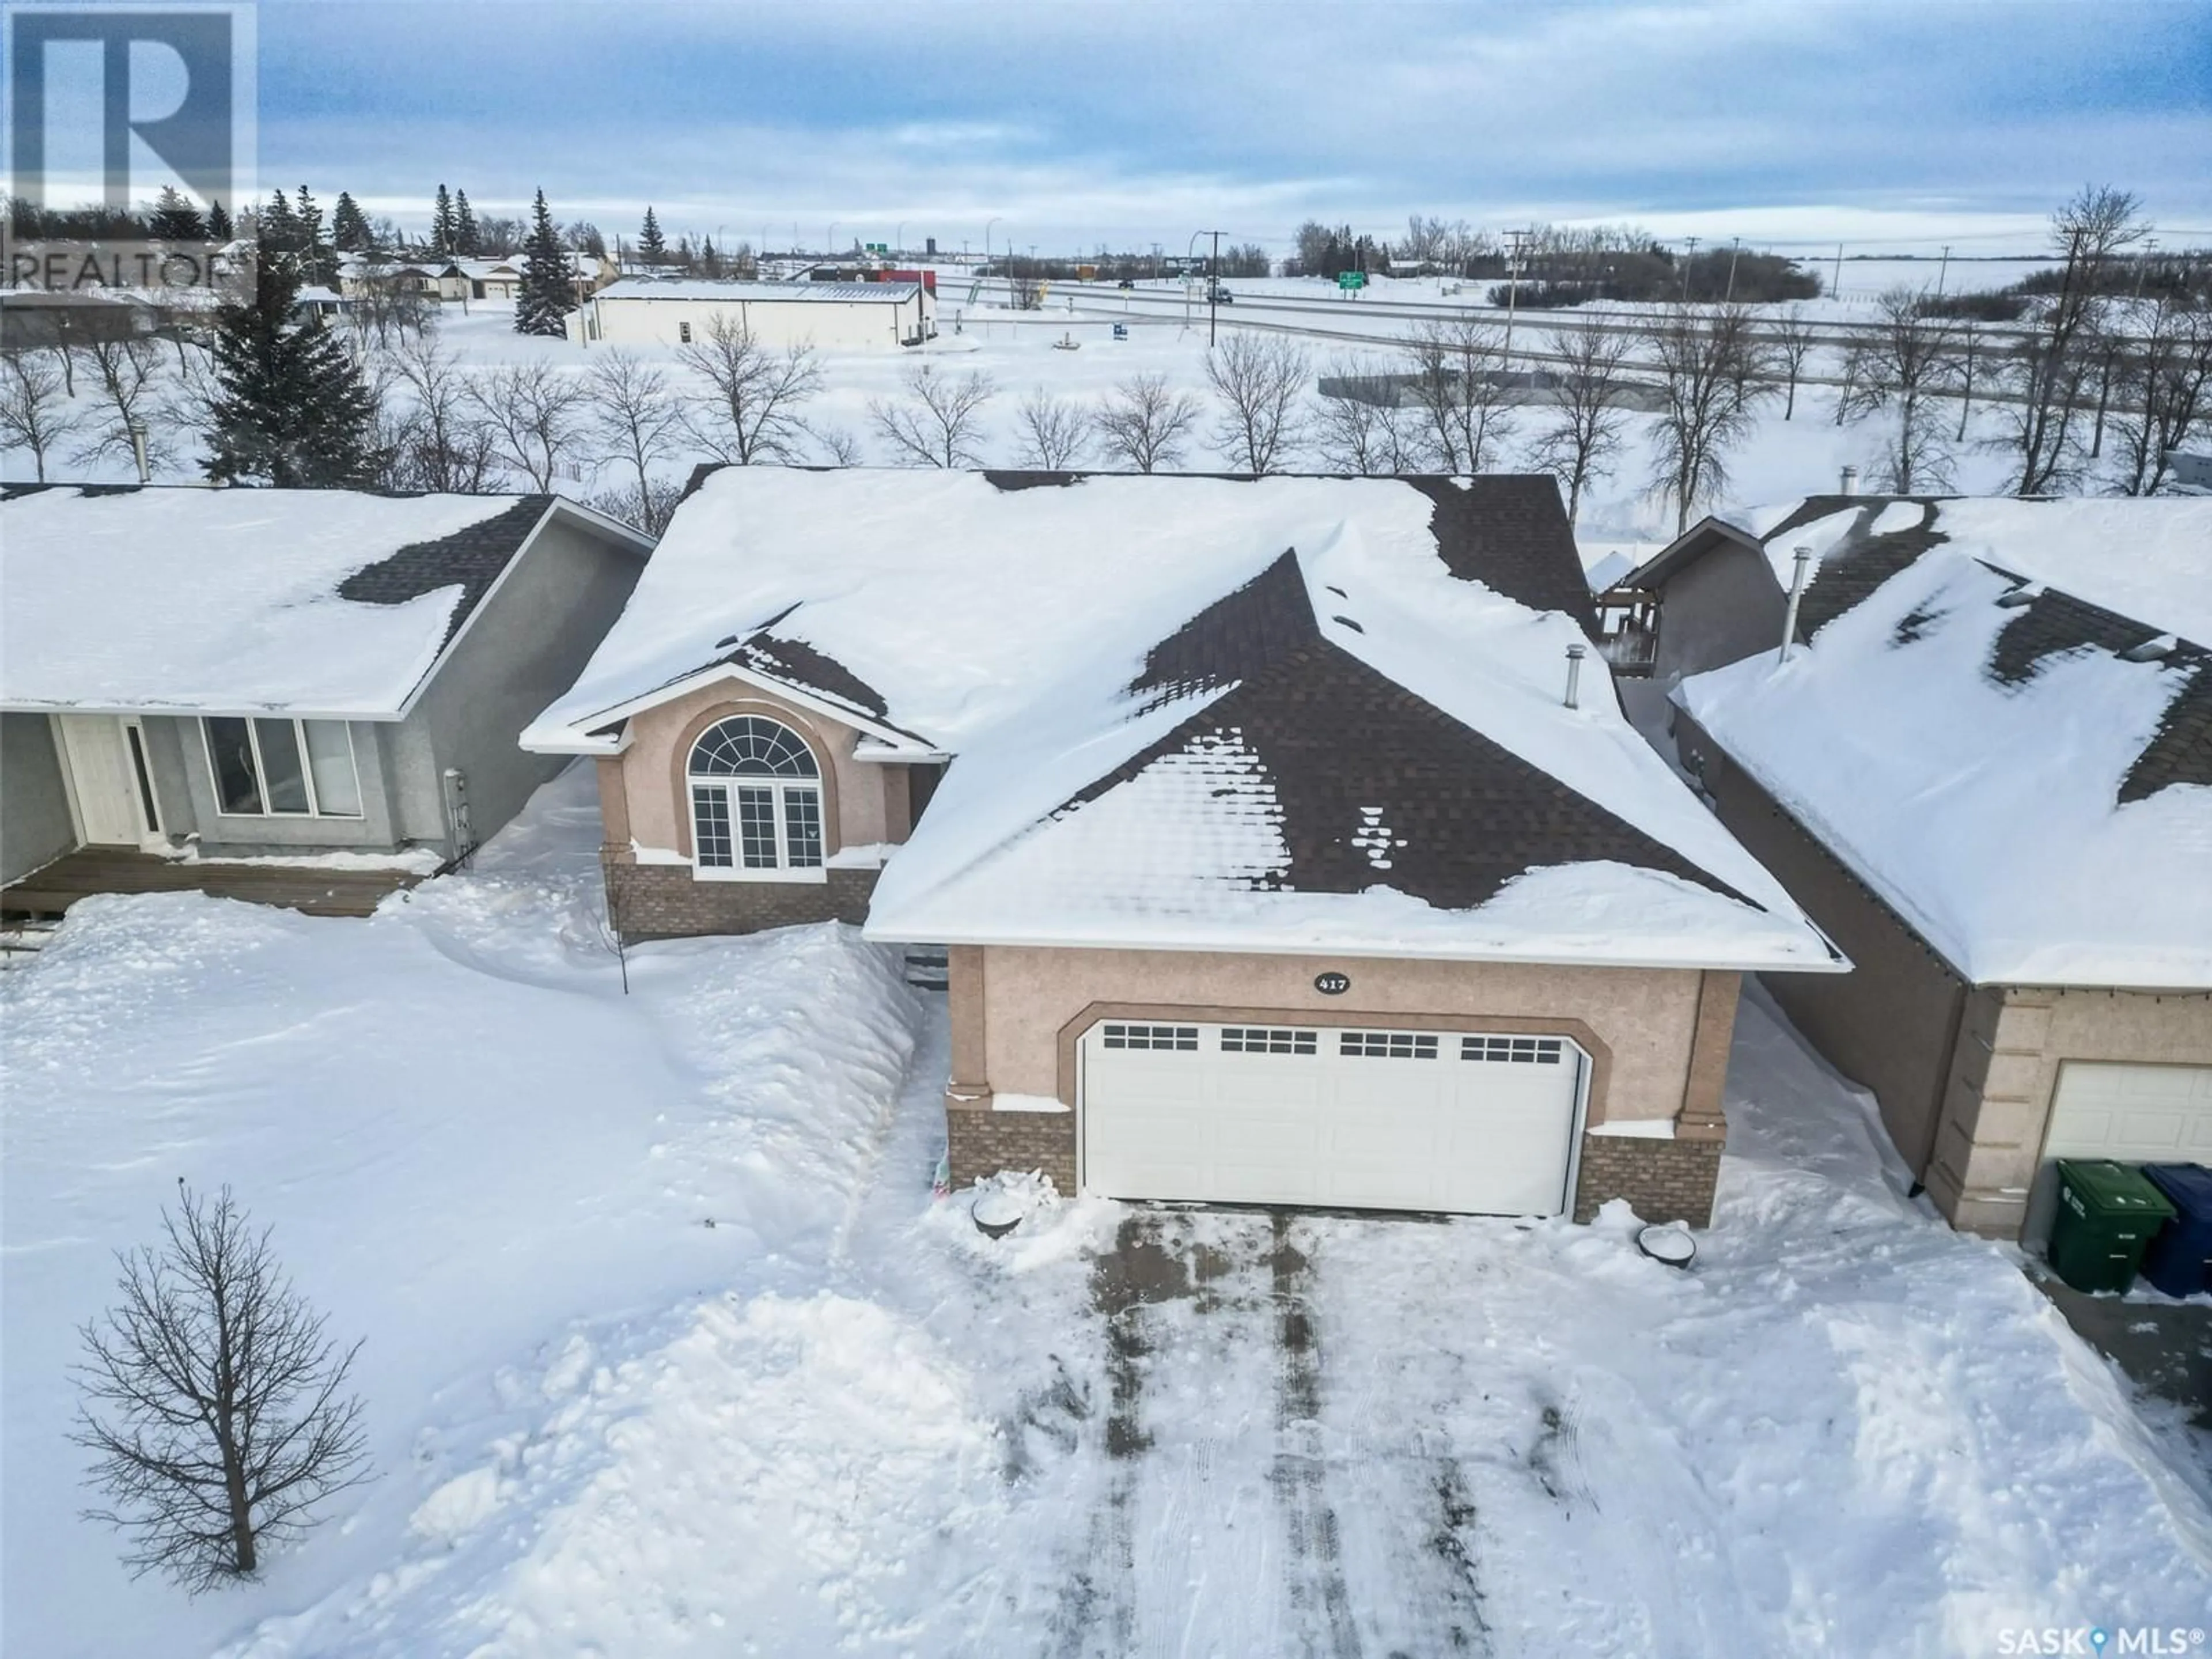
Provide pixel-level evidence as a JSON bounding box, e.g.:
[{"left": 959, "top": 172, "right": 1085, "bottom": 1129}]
[
  {"left": 1626, "top": 494, "right": 2212, "bottom": 1243},
  {"left": 1, "top": 484, "right": 653, "bottom": 902}
]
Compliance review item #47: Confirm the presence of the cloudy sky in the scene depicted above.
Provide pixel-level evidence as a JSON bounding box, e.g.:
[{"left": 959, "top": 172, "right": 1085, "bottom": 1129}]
[{"left": 254, "top": 0, "right": 2211, "bottom": 256}]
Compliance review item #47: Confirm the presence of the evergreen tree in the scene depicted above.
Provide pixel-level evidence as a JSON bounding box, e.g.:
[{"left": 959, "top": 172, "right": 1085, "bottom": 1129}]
[
  {"left": 639, "top": 206, "right": 666, "bottom": 268},
  {"left": 514, "top": 189, "right": 575, "bottom": 337},
  {"left": 453, "top": 189, "right": 479, "bottom": 256},
  {"left": 430, "top": 184, "right": 457, "bottom": 256},
  {"left": 294, "top": 186, "right": 336, "bottom": 286},
  {"left": 147, "top": 185, "right": 207, "bottom": 241},
  {"left": 259, "top": 188, "right": 300, "bottom": 255},
  {"left": 331, "top": 191, "right": 372, "bottom": 252},
  {"left": 700, "top": 236, "right": 722, "bottom": 279},
  {"left": 203, "top": 258, "right": 382, "bottom": 487},
  {"left": 207, "top": 198, "right": 233, "bottom": 240}
]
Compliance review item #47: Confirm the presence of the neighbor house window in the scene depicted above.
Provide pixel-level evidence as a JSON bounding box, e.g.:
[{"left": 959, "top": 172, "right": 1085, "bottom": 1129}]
[
  {"left": 687, "top": 715, "right": 824, "bottom": 875},
  {"left": 200, "top": 717, "right": 363, "bottom": 818}
]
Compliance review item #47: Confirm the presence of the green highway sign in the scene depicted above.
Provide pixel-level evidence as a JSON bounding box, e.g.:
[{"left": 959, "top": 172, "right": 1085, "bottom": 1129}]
[{"left": 1338, "top": 271, "right": 1367, "bottom": 290}]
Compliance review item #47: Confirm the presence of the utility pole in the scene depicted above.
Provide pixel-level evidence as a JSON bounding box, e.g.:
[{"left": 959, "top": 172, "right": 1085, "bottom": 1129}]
[
  {"left": 1502, "top": 227, "right": 1530, "bottom": 373},
  {"left": 1832, "top": 241, "right": 1844, "bottom": 299},
  {"left": 1210, "top": 229, "right": 1222, "bottom": 346},
  {"left": 2136, "top": 237, "right": 2158, "bottom": 298},
  {"left": 1724, "top": 235, "right": 1742, "bottom": 302},
  {"left": 1681, "top": 236, "right": 1699, "bottom": 301},
  {"left": 1936, "top": 244, "right": 1952, "bottom": 298}
]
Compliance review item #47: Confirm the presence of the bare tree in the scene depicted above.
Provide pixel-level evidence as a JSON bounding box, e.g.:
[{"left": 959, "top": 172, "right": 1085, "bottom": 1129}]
[
  {"left": 869, "top": 363, "right": 997, "bottom": 467},
  {"left": 1955, "top": 319, "right": 1983, "bottom": 443},
  {"left": 1643, "top": 303, "right": 1768, "bottom": 534},
  {"left": 1310, "top": 355, "right": 1419, "bottom": 475},
  {"left": 588, "top": 351, "right": 686, "bottom": 533},
  {"left": 381, "top": 335, "right": 498, "bottom": 492},
  {"left": 347, "top": 252, "right": 437, "bottom": 349},
  {"left": 73, "top": 1184, "right": 369, "bottom": 1590},
  {"left": 2111, "top": 296, "right": 2212, "bottom": 495},
  {"left": 1770, "top": 306, "right": 1818, "bottom": 420},
  {"left": 1838, "top": 288, "right": 1963, "bottom": 493},
  {"left": 467, "top": 361, "right": 589, "bottom": 490},
  {"left": 1401, "top": 317, "right": 1516, "bottom": 471},
  {"left": 807, "top": 421, "right": 863, "bottom": 466},
  {"left": 1013, "top": 388, "right": 1091, "bottom": 470},
  {"left": 2005, "top": 184, "right": 2147, "bottom": 494},
  {"left": 677, "top": 314, "right": 822, "bottom": 464},
  {"left": 1094, "top": 372, "right": 1203, "bottom": 472},
  {"left": 1527, "top": 326, "right": 1634, "bottom": 525},
  {"left": 1206, "top": 332, "right": 1309, "bottom": 474},
  {"left": 0, "top": 349, "right": 86, "bottom": 481},
  {"left": 74, "top": 333, "right": 173, "bottom": 472}
]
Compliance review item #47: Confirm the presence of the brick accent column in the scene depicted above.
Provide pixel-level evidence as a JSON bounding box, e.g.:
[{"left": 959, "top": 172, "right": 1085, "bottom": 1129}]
[
  {"left": 1573, "top": 1135, "right": 1724, "bottom": 1227},
  {"left": 945, "top": 1107, "right": 1077, "bottom": 1193}
]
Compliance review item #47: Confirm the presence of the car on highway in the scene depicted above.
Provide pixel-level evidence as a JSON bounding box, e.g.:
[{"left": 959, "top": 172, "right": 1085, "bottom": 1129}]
[{"left": 1207, "top": 284, "right": 1236, "bottom": 303}]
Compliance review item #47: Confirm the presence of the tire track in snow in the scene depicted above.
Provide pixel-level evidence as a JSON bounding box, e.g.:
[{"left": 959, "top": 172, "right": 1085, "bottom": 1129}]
[{"left": 1271, "top": 1213, "right": 1365, "bottom": 1659}]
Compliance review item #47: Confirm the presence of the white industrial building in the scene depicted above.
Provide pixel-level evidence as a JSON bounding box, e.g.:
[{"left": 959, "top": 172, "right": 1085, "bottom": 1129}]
[{"left": 573, "top": 279, "right": 935, "bottom": 351}]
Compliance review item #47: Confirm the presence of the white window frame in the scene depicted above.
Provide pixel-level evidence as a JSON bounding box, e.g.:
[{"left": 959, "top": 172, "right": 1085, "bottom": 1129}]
[
  {"left": 199, "top": 717, "right": 365, "bottom": 820},
  {"left": 686, "top": 718, "right": 828, "bottom": 884}
]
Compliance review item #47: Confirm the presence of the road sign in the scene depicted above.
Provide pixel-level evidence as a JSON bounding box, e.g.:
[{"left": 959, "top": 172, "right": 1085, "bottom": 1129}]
[{"left": 1338, "top": 271, "right": 1367, "bottom": 290}]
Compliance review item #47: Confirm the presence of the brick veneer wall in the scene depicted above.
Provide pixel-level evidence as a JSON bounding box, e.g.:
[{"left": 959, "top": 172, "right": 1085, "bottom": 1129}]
[
  {"left": 946, "top": 1100, "right": 1078, "bottom": 1194},
  {"left": 1572, "top": 1132, "right": 1724, "bottom": 1228},
  {"left": 604, "top": 855, "right": 876, "bottom": 941}
]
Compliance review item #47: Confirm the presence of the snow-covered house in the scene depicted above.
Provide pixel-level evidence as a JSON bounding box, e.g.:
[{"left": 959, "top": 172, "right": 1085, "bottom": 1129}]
[
  {"left": 1, "top": 486, "right": 652, "bottom": 907},
  {"left": 1631, "top": 495, "right": 2212, "bottom": 1241},
  {"left": 524, "top": 469, "right": 1840, "bottom": 1225}
]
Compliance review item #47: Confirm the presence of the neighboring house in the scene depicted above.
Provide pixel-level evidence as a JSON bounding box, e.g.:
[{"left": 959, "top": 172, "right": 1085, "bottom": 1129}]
[
  {"left": 1629, "top": 495, "right": 2212, "bottom": 1242},
  {"left": 291, "top": 283, "right": 351, "bottom": 320},
  {"left": 573, "top": 279, "right": 937, "bottom": 350},
  {"left": 441, "top": 258, "right": 525, "bottom": 301},
  {"left": 1, "top": 486, "right": 653, "bottom": 907},
  {"left": 524, "top": 468, "right": 1840, "bottom": 1225}
]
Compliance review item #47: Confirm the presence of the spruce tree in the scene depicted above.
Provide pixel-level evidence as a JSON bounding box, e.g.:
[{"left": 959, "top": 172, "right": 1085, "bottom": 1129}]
[
  {"left": 207, "top": 199, "right": 233, "bottom": 240},
  {"left": 204, "top": 257, "right": 382, "bottom": 487},
  {"left": 259, "top": 188, "right": 300, "bottom": 255},
  {"left": 514, "top": 190, "right": 575, "bottom": 337},
  {"left": 430, "top": 185, "right": 456, "bottom": 256},
  {"left": 453, "top": 190, "right": 479, "bottom": 256},
  {"left": 331, "top": 191, "right": 372, "bottom": 252},
  {"left": 293, "top": 187, "right": 336, "bottom": 286},
  {"left": 148, "top": 185, "right": 207, "bottom": 241},
  {"left": 639, "top": 206, "right": 666, "bottom": 268}
]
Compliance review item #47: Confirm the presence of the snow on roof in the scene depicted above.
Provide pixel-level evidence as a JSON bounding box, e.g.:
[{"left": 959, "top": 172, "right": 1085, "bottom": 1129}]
[
  {"left": 533, "top": 469, "right": 1836, "bottom": 968},
  {"left": 1677, "top": 502, "right": 2212, "bottom": 987},
  {"left": 592, "top": 279, "right": 922, "bottom": 305},
  {"left": 0, "top": 487, "right": 560, "bottom": 718}
]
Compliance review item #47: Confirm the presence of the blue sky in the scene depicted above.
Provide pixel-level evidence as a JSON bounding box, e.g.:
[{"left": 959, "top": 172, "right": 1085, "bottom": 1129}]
[{"left": 252, "top": 0, "right": 2212, "bottom": 255}]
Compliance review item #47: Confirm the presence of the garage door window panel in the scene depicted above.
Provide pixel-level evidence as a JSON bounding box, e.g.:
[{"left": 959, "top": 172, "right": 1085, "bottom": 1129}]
[{"left": 1341, "top": 1031, "right": 1439, "bottom": 1059}]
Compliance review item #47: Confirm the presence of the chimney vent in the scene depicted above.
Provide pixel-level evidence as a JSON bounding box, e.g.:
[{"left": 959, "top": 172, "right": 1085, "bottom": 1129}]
[
  {"left": 1840, "top": 464, "right": 1859, "bottom": 497},
  {"left": 1563, "top": 642, "right": 1588, "bottom": 709},
  {"left": 1779, "top": 546, "right": 1813, "bottom": 662}
]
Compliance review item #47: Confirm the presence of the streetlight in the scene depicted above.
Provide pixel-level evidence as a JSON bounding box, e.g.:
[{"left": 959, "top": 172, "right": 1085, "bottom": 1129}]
[
  {"left": 895, "top": 221, "right": 906, "bottom": 257},
  {"left": 984, "top": 216, "right": 1001, "bottom": 279},
  {"left": 1724, "top": 236, "right": 1741, "bottom": 302},
  {"left": 1681, "top": 235, "right": 1699, "bottom": 301},
  {"left": 1189, "top": 228, "right": 1224, "bottom": 344}
]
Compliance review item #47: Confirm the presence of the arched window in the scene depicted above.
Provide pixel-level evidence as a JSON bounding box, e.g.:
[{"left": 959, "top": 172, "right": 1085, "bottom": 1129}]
[{"left": 687, "top": 716, "right": 824, "bottom": 873}]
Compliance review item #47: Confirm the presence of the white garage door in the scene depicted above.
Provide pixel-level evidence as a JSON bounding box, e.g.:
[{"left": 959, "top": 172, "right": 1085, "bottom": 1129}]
[
  {"left": 1080, "top": 1021, "right": 1585, "bottom": 1217},
  {"left": 2027, "top": 1060, "right": 2212, "bottom": 1242}
]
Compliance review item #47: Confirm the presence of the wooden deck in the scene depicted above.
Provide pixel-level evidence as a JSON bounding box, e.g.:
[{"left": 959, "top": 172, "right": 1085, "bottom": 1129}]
[{"left": 2, "top": 847, "right": 427, "bottom": 919}]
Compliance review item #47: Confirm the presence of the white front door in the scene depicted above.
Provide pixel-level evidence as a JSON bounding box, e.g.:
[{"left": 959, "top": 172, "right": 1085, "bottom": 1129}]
[
  {"left": 2025, "top": 1060, "right": 2212, "bottom": 1243},
  {"left": 1080, "top": 1021, "right": 1586, "bottom": 1217},
  {"left": 55, "top": 714, "right": 153, "bottom": 845}
]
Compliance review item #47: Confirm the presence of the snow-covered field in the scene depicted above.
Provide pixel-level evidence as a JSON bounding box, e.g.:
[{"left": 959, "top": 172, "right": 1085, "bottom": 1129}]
[{"left": 5, "top": 766, "right": 2208, "bottom": 1658}]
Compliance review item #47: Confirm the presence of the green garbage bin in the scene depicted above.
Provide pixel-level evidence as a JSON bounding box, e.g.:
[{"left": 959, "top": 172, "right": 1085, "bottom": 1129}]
[{"left": 2046, "top": 1160, "right": 2178, "bottom": 1293}]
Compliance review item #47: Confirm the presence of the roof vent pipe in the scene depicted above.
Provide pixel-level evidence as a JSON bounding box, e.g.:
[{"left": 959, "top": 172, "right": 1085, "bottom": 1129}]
[
  {"left": 1778, "top": 546, "right": 1813, "bottom": 663},
  {"left": 127, "top": 417, "right": 149, "bottom": 484},
  {"left": 1840, "top": 464, "right": 1859, "bottom": 497},
  {"left": 1563, "top": 642, "right": 1587, "bottom": 709}
]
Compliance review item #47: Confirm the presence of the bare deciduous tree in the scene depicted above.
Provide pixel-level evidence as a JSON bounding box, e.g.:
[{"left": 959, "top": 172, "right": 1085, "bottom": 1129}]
[
  {"left": 588, "top": 350, "right": 686, "bottom": 533},
  {"left": 1310, "top": 356, "right": 1419, "bottom": 475},
  {"left": 1770, "top": 306, "right": 1818, "bottom": 421},
  {"left": 678, "top": 315, "right": 822, "bottom": 464},
  {"left": 73, "top": 1184, "right": 369, "bottom": 1591},
  {"left": 807, "top": 421, "right": 863, "bottom": 466},
  {"left": 869, "top": 362, "right": 997, "bottom": 468},
  {"left": 2112, "top": 295, "right": 2212, "bottom": 496},
  {"left": 347, "top": 252, "right": 437, "bottom": 349},
  {"left": 467, "top": 361, "right": 589, "bottom": 490},
  {"left": 1643, "top": 303, "right": 1768, "bottom": 534},
  {"left": 1206, "top": 332, "right": 1309, "bottom": 474},
  {"left": 1526, "top": 327, "right": 1634, "bottom": 525},
  {"left": 1401, "top": 317, "right": 1516, "bottom": 472},
  {"left": 1093, "top": 373, "right": 1202, "bottom": 472},
  {"left": 0, "top": 349, "right": 86, "bottom": 481},
  {"left": 74, "top": 333, "right": 173, "bottom": 473},
  {"left": 2006, "top": 184, "right": 2146, "bottom": 494},
  {"left": 1838, "top": 288, "right": 1963, "bottom": 493},
  {"left": 1014, "top": 387, "right": 1091, "bottom": 470},
  {"left": 380, "top": 335, "right": 499, "bottom": 493}
]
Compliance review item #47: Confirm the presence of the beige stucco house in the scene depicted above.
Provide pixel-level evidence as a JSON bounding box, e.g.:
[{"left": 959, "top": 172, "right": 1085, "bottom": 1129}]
[
  {"left": 1631, "top": 495, "right": 2212, "bottom": 1241},
  {"left": 525, "top": 468, "right": 1843, "bottom": 1226}
]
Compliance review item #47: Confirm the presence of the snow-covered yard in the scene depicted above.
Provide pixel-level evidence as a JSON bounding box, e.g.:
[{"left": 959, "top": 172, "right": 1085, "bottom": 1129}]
[{"left": 5, "top": 767, "right": 2207, "bottom": 1658}]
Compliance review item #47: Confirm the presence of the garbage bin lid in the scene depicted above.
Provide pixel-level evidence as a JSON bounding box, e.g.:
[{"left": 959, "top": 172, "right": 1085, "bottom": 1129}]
[
  {"left": 2141, "top": 1161, "right": 2212, "bottom": 1216},
  {"left": 2055, "top": 1158, "right": 2179, "bottom": 1218}
]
